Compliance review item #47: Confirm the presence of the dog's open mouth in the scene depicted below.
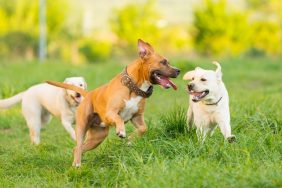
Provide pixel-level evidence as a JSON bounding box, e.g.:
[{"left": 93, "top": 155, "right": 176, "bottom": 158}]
[
  {"left": 189, "top": 90, "right": 209, "bottom": 102},
  {"left": 71, "top": 93, "right": 82, "bottom": 103},
  {"left": 151, "top": 71, "right": 177, "bottom": 90}
]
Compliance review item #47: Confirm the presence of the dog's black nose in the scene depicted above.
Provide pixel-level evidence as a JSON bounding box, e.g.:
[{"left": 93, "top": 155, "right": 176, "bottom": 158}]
[
  {"left": 175, "top": 68, "right": 181, "bottom": 76},
  {"left": 188, "top": 83, "right": 194, "bottom": 91},
  {"left": 76, "top": 93, "right": 81, "bottom": 97}
]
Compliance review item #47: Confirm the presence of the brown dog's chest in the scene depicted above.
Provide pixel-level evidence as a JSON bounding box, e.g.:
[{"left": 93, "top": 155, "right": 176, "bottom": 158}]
[
  {"left": 119, "top": 96, "right": 143, "bottom": 122},
  {"left": 118, "top": 82, "right": 150, "bottom": 122}
]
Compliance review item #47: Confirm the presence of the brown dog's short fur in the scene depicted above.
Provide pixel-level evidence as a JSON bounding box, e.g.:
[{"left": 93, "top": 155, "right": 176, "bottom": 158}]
[{"left": 47, "top": 39, "right": 180, "bottom": 167}]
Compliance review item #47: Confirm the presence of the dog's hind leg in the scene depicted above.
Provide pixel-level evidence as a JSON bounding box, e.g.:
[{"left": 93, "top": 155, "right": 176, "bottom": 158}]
[
  {"left": 73, "top": 115, "right": 87, "bottom": 167},
  {"left": 22, "top": 100, "right": 42, "bottom": 145},
  {"left": 82, "top": 126, "right": 109, "bottom": 153},
  {"left": 72, "top": 98, "right": 92, "bottom": 167},
  {"left": 27, "top": 119, "right": 42, "bottom": 145},
  {"left": 41, "top": 109, "right": 52, "bottom": 126}
]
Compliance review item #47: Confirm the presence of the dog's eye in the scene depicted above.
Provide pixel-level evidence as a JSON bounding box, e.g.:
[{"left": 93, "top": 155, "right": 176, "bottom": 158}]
[
  {"left": 160, "top": 59, "right": 168, "bottom": 66},
  {"left": 192, "top": 77, "right": 194, "bottom": 80},
  {"left": 200, "top": 78, "right": 207, "bottom": 81},
  {"left": 80, "top": 84, "right": 83, "bottom": 86}
]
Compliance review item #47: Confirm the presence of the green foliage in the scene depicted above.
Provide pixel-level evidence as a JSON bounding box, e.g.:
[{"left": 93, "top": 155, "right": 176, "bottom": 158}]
[
  {"left": 0, "top": 31, "right": 37, "bottom": 58},
  {"left": 110, "top": 0, "right": 160, "bottom": 49},
  {"left": 46, "top": 0, "right": 70, "bottom": 38},
  {"left": 245, "top": 0, "right": 282, "bottom": 56},
  {"left": 0, "top": 0, "right": 282, "bottom": 60},
  {"left": 0, "top": 0, "right": 38, "bottom": 58},
  {"left": 0, "top": 0, "right": 38, "bottom": 34},
  {"left": 192, "top": 0, "right": 282, "bottom": 57},
  {"left": 79, "top": 39, "right": 112, "bottom": 63},
  {"left": 110, "top": 0, "right": 191, "bottom": 55},
  {"left": 0, "top": 0, "right": 81, "bottom": 60},
  {"left": 193, "top": 0, "right": 250, "bottom": 56},
  {"left": 249, "top": 20, "right": 282, "bottom": 56}
]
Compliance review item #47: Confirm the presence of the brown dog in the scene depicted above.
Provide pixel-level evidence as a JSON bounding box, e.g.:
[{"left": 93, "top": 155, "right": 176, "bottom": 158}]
[{"left": 47, "top": 39, "right": 180, "bottom": 167}]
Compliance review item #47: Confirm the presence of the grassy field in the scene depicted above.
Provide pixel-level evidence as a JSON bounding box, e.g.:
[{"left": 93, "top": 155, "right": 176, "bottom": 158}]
[{"left": 0, "top": 57, "right": 281, "bottom": 187}]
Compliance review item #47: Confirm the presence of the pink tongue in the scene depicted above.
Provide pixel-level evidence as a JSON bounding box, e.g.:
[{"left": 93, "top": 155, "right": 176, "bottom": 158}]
[
  {"left": 75, "top": 97, "right": 82, "bottom": 103},
  {"left": 191, "top": 92, "right": 203, "bottom": 97},
  {"left": 158, "top": 75, "right": 177, "bottom": 90}
]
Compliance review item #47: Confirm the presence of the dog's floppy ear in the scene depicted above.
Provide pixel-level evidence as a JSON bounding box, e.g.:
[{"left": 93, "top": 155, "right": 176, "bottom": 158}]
[
  {"left": 183, "top": 70, "right": 195, "bottom": 80},
  {"left": 138, "top": 39, "right": 154, "bottom": 59},
  {"left": 213, "top": 61, "right": 222, "bottom": 80}
]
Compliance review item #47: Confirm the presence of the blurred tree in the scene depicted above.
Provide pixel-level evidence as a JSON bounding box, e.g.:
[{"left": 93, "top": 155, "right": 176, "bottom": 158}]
[
  {"left": 78, "top": 38, "right": 112, "bottom": 63},
  {"left": 248, "top": 20, "right": 281, "bottom": 56},
  {"left": 192, "top": 0, "right": 250, "bottom": 56},
  {"left": 0, "top": 0, "right": 83, "bottom": 61},
  {"left": 110, "top": 0, "right": 160, "bottom": 50},
  {"left": 0, "top": 0, "right": 38, "bottom": 59},
  {"left": 110, "top": 0, "right": 192, "bottom": 56},
  {"left": 246, "top": 0, "right": 282, "bottom": 56}
]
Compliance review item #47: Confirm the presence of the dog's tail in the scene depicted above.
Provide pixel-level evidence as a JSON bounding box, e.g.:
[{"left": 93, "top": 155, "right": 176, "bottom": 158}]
[
  {"left": 46, "top": 81, "right": 88, "bottom": 97},
  {"left": 0, "top": 92, "right": 24, "bottom": 109}
]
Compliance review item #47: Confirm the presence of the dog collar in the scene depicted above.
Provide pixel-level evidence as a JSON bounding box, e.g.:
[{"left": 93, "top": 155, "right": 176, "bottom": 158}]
[
  {"left": 205, "top": 96, "right": 222, "bottom": 106},
  {"left": 121, "top": 67, "right": 153, "bottom": 98}
]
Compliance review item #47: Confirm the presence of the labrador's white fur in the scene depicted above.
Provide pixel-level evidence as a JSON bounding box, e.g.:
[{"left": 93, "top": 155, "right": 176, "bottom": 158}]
[
  {"left": 183, "top": 62, "right": 235, "bottom": 143},
  {"left": 0, "top": 77, "right": 87, "bottom": 144}
]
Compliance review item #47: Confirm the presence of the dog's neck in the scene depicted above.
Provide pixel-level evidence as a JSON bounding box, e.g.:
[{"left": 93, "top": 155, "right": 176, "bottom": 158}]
[
  {"left": 204, "top": 96, "right": 222, "bottom": 105},
  {"left": 121, "top": 64, "right": 153, "bottom": 98},
  {"left": 64, "top": 90, "right": 79, "bottom": 108},
  {"left": 202, "top": 83, "right": 225, "bottom": 105},
  {"left": 126, "top": 59, "right": 151, "bottom": 87}
]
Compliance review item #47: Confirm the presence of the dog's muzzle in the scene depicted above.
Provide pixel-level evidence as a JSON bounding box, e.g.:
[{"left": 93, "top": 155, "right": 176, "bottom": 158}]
[
  {"left": 187, "top": 84, "right": 209, "bottom": 102},
  {"left": 150, "top": 68, "right": 180, "bottom": 90},
  {"left": 188, "top": 83, "right": 194, "bottom": 91}
]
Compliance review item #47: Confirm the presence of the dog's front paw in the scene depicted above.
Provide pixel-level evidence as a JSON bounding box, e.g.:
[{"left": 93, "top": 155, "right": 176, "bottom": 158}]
[
  {"left": 72, "top": 161, "right": 81, "bottom": 168},
  {"left": 116, "top": 130, "right": 126, "bottom": 138},
  {"left": 227, "top": 135, "right": 236, "bottom": 143}
]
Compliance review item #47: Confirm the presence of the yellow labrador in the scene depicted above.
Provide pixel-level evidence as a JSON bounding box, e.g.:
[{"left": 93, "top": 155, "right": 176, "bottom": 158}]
[
  {"left": 0, "top": 77, "right": 87, "bottom": 144},
  {"left": 183, "top": 62, "right": 235, "bottom": 143}
]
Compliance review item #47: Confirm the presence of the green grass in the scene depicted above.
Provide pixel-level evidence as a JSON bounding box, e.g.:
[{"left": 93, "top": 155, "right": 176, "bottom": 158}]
[{"left": 0, "top": 58, "right": 281, "bottom": 187}]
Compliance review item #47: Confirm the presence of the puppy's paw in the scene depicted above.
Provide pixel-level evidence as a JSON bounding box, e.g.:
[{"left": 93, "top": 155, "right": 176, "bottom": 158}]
[
  {"left": 227, "top": 135, "right": 236, "bottom": 143},
  {"left": 72, "top": 162, "right": 81, "bottom": 168},
  {"left": 116, "top": 130, "right": 126, "bottom": 138}
]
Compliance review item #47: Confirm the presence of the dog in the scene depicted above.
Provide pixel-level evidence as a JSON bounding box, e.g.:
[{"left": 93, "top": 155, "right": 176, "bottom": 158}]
[
  {"left": 183, "top": 61, "right": 235, "bottom": 143},
  {"left": 47, "top": 39, "right": 180, "bottom": 167},
  {"left": 0, "top": 77, "right": 87, "bottom": 144}
]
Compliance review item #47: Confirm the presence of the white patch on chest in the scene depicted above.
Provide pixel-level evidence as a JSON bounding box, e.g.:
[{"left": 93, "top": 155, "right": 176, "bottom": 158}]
[{"left": 119, "top": 81, "right": 150, "bottom": 122}]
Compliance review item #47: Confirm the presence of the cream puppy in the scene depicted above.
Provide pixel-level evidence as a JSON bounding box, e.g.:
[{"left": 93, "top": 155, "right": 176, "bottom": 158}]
[
  {"left": 0, "top": 77, "right": 87, "bottom": 144},
  {"left": 183, "top": 62, "right": 235, "bottom": 143}
]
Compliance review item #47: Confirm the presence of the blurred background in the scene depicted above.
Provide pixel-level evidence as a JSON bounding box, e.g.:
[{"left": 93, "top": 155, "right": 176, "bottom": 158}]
[{"left": 0, "top": 0, "right": 281, "bottom": 64}]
